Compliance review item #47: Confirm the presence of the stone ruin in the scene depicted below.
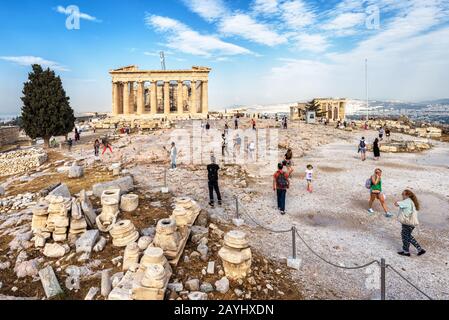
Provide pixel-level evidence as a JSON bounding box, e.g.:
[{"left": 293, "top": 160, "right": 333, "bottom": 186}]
[
  {"left": 0, "top": 148, "right": 48, "bottom": 177},
  {"left": 368, "top": 140, "right": 432, "bottom": 153},
  {"left": 110, "top": 220, "right": 140, "bottom": 247},
  {"left": 218, "top": 230, "right": 252, "bottom": 280}
]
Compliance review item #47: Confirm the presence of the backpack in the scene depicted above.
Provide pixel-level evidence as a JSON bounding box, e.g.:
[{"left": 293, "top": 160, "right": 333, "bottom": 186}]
[
  {"left": 365, "top": 178, "right": 372, "bottom": 189},
  {"left": 276, "top": 171, "right": 289, "bottom": 189},
  {"left": 360, "top": 140, "right": 366, "bottom": 149}
]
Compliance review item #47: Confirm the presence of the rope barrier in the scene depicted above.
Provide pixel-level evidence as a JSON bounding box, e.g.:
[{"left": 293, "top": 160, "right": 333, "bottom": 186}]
[
  {"left": 386, "top": 265, "right": 433, "bottom": 300},
  {"left": 231, "top": 194, "right": 435, "bottom": 300}
]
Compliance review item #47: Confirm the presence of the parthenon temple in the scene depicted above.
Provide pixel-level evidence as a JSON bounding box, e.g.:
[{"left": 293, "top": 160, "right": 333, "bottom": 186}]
[{"left": 110, "top": 66, "right": 211, "bottom": 118}]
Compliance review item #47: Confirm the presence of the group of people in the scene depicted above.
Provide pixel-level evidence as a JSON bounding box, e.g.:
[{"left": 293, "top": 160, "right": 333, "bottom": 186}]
[
  {"left": 358, "top": 127, "right": 392, "bottom": 161},
  {"left": 366, "top": 168, "right": 426, "bottom": 257},
  {"left": 272, "top": 148, "right": 315, "bottom": 215},
  {"left": 93, "top": 137, "right": 113, "bottom": 156}
]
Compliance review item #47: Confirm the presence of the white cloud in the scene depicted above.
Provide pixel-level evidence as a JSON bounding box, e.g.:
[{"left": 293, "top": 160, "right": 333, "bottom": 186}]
[
  {"left": 145, "top": 15, "right": 253, "bottom": 57},
  {"left": 322, "top": 12, "right": 365, "bottom": 32},
  {"left": 181, "top": 0, "right": 228, "bottom": 22},
  {"left": 280, "top": 0, "right": 316, "bottom": 29},
  {"left": 219, "top": 14, "right": 287, "bottom": 46},
  {"left": 292, "top": 33, "right": 328, "bottom": 52},
  {"left": 0, "top": 56, "right": 70, "bottom": 72},
  {"left": 252, "top": 0, "right": 279, "bottom": 15},
  {"left": 55, "top": 5, "right": 101, "bottom": 22}
]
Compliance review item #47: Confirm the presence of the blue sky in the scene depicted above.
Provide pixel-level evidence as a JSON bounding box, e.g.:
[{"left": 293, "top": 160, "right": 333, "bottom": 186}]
[{"left": 1, "top": 0, "right": 449, "bottom": 114}]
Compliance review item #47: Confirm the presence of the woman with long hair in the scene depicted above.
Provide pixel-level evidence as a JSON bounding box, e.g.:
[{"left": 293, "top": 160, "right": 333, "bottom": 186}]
[
  {"left": 373, "top": 138, "right": 381, "bottom": 160},
  {"left": 394, "top": 190, "right": 426, "bottom": 257}
]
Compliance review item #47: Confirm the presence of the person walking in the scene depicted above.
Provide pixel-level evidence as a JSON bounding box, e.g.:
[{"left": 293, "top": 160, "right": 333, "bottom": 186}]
[
  {"left": 305, "top": 164, "right": 314, "bottom": 193},
  {"left": 221, "top": 134, "right": 228, "bottom": 158},
  {"left": 273, "top": 163, "right": 294, "bottom": 215},
  {"left": 234, "top": 116, "right": 239, "bottom": 130},
  {"left": 67, "top": 137, "right": 73, "bottom": 152},
  {"left": 373, "top": 138, "right": 381, "bottom": 160},
  {"left": 385, "top": 128, "right": 391, "bottom": 141},
  {"left": 248, "top": 140, "right": 256, "bottom": 161},
  {"left": 169, "top": 142, "right": 177, "bottom": 170},
  {"left": 395, "top": 190, "right": 426, "bottom": 257},
  {"left": 224, "top": 123, "right": 229, "bottom": 136},
  {"left": 358, "top": 137, "right": 367, "bottom": 161},
  {"left": 252, "top": 118, "right": 256, "bottom": 130},
  {"left": 378, "top": 127, "right": 385, "bottom": 141},
  {"left": 367, "top": 168, "right": 393, "bottom": 217},
  {"left": 285, "top": 148, "right": 293, "bottom": 167},
  {"left": 94, "top": 139, "right": 100, "bottom": 157},
  {"left": 101, "top": 137, "right": 113, "bottom": 155},
  {"left": 207, "top": 155, "right": 222, "bottom": 208}
]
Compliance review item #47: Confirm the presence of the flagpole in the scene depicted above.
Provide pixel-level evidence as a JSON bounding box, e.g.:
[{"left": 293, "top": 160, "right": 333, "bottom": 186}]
[{"left": 365, "top": 58, "right": 369, "bottom": 121}]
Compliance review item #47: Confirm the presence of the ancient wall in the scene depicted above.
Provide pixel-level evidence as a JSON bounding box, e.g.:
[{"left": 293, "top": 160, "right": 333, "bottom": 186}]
[
  {"left": 0, "top": 126, "right": 20, "bottom": 146},
  {"left": 0, "top": 148, "right": 48, "bottom": 177}
]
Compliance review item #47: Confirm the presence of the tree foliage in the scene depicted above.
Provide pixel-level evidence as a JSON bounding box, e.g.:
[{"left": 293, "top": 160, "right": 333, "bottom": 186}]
[{"left": 20, "top": 64, "right": 75, "bottom": 146}]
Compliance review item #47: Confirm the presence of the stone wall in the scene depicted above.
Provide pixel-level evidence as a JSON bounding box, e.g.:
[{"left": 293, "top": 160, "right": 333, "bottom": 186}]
[
  {"left": 0, "top": 126, "right": 20, "bottom": 146},
  {"left": 0, "top": 148, "right": 48, "bottom": 177}
]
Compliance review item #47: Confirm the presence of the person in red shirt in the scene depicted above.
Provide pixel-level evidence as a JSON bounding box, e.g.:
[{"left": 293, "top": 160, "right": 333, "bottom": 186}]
[{"left": 273, "top": 162, "right": 294, "bottom": 215}]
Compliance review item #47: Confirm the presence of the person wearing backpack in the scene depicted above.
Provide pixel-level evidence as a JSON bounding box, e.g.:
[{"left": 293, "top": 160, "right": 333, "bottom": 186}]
[
  {"left": 273, "top": 163, "right": 294, "bottom": 215},
  {"left": 358, "top": 137, "right": 367, "bottom": 161},
  {"left": 367, "top": 168, "right": 393, "bottom": 217},
  {"left": 207, "top": 155, "right": 222, "bottom": 208},
  {"left": 394, "top": 190, "right": 426, "bottom": 257}
]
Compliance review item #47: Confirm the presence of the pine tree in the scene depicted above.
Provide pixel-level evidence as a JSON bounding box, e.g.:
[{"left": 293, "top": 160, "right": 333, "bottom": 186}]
[{"left": 20, "top": 64, "right": 75, "bottom": 147}]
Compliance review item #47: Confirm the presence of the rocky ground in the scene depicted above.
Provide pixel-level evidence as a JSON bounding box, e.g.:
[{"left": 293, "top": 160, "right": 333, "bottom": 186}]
[{"left": 0, "top": 119, "right": 448, "bottom": 300}]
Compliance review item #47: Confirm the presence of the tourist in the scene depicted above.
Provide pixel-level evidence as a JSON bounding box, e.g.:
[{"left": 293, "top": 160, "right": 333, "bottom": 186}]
[
  {"left": 74, "top": 128, "right": 79, "bottom": 142},
  {"left": 367, "top": 168, "right": 393, "bottom": 217},
  {"left": 285, "top": 148, "right": 293, "bottom": 167},
  {"left": 385, "top": 128, "right": 391, "bottom": 141},
  {"left": 358, "top": 137, "right": 367, "bottom": 161},
  {"left": 50, "top": 137, "right": 57, "bottom": 148},
  {"left": 305, "top": 164, "right": 314, "bottom": 193},
  {"left": 234, "top": 116, "right": 239, "bottom": 130},
  {"left": 221, "top": 134, "right": 228, "bottom": 158},
  {"left": 169, "top": 142, "right": 177, "bottom": 170},
  {"left": 252, "top": 118, "right": 256, "bottom": 130},
  {"left": 94, "top": 139, "right": 100, "bottom": 157},
  {"left": 101, "top": 137, "right": 113, "bottom": 155},
  {"left": 206, "top": 122, "right": 211, "bottom": 131},
  {"left": 207, "top": 155, "right": 222, "bottom": 208},
  {"left": 378, "top": 127, "right": 385, "bottom": 141},
  {"left": 224, "top": 123, "right": 229, "bottom": 136},
  {"left": 273, "top": 163, "right": 294, "bottom": 215},
  {"left": 248, "top": 140, "right": 256, "bottom": 161},
  {"left": 234, "top": 134, "right": 242, "bottom": 157},
  {"left": 394, "top": 189, "right": 426, "bottom": 257},
  {"left": 67, "top": 137, "right": 73, "bottom": 152},
  {"left": 373, "top": 138, "right": 381, "bottom": 160}
]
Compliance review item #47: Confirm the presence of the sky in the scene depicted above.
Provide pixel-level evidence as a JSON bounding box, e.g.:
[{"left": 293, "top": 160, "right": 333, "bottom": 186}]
[{"left": 0, "top": 0, "right": 449, "bottom": 115}]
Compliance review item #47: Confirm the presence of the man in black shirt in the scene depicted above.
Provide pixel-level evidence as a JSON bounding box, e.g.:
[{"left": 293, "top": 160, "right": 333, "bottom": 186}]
[{"left": 207, "top": 155, "right": 222, "bottom": 207}]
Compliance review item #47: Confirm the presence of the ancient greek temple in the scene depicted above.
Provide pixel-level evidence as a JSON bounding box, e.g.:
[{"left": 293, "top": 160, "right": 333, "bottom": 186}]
[{"left": 109, "top": 66, "right": 211, "bottom": 118}]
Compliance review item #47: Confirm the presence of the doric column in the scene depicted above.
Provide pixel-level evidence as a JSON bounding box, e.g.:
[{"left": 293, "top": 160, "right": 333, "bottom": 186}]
[
  {"left": 190, "top": 80, "right": 197, "bottom": 114},
  {"left": 164, "top": 81, "right": 170, "bottom": 115},
  {"left": 123, "top": 82, "right": 130, "bottom": 115},
  {"left": 137, "top": 82, "right": 145, "bottom": 115},
  {"left": 118, "top": 83, "right": 123, "bottom": 114},
  {"left": 177, "top": 81, "right": 183, "bottom": 114},
  {"left": 112, "top": 82, "right": 119, "bottom": 116},
  {"left": 150, "top": 81, "right": 157, "bottom": 114},
  {"left": 128, "top": 82, "right": 135, "bottom": 114},
  {"left": 201, "top": 80, "right": 208, "bottom": 115}
]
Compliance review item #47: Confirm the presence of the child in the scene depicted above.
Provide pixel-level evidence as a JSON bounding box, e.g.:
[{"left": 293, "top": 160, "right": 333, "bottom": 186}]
[{"left": 305, "top": 165, "right": 314, "bottom": 193}]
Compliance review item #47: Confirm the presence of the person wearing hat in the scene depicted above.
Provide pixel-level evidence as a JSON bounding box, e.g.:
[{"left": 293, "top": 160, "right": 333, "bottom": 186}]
[{"left": 207, "top": 155, "right": 222, "bottom": 208}]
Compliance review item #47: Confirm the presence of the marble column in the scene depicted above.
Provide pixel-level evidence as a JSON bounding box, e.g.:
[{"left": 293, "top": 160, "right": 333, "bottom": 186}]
[
  {"left": 129, "top": 82, "right": 135, "bottom": 114},
  {"left": 177, "top": 81, "right": 183, "bottom": 114},
  {"left": 112, "top": 82, "right": 119, "bottom": 115},
  {"left": 164, "top": 81, "right": 170, "bottom": 115},
  {"left": 137, "top": 82, "right": 145, "bottom": 115},
  {"left": 118, "top": 83, "right": 123, "bottom": 114},
  {"left": 201, "top": 81, "right": 208, "bottom": 115},
  {"left": 150, "top": 81, "right": 157, "bottom": 114},
  {"left": 190, "top": 81, "right": 197, "bottom": 114},
  {"left": 123, "top": 82, "right": 130, "bottom": 115}
]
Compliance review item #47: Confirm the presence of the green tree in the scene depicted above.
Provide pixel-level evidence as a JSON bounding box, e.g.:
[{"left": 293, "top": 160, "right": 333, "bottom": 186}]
[{"left": 20, "top": 64, "right": 75, "bottom": 147}]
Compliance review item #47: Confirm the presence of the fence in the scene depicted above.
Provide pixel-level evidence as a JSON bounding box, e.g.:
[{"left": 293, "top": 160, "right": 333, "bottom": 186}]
[{"left": 233, "top": 195, "right": 434, "bottom": 300}]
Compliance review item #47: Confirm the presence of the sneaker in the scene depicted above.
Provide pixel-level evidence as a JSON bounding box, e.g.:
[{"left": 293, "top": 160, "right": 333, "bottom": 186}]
[
  {"left": 280, "top": 211, "right": 286, "bottom": 215},
  {"left": 417, "top": 249, "right": 427, "bottom": 256},
  {"left": 209, "top": 202, "right": 215, "bottom": 208},
  {"left": 385, "top": 212, "right": 394, "bottom": 218},
  {"left": 367, "top": 208, "right": 375, "bottom": 215},
  {"left": 397, "top": 251, "right": 411, "bottom": 257},
  {"left": 218, "top": 200, "right": 222, "bottom": 206}
]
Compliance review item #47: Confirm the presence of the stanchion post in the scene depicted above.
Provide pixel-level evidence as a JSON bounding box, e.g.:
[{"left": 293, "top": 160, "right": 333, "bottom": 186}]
[
  {"left": 381, "top": 258, "right": 386, "bottom": 300},
  {"left": 235, "top": 196, "right": 239, "bottom": 219},
  {"left": 292, "top": 226, "right": 296, "bottom": 260}
]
